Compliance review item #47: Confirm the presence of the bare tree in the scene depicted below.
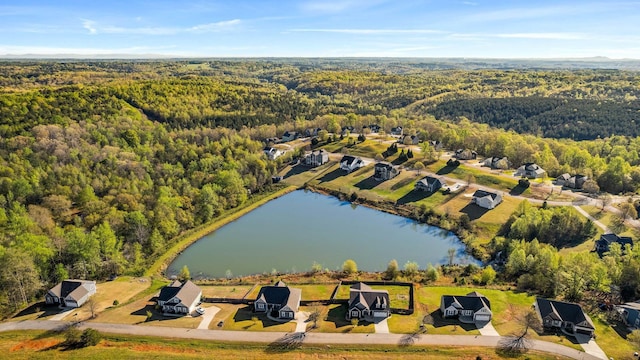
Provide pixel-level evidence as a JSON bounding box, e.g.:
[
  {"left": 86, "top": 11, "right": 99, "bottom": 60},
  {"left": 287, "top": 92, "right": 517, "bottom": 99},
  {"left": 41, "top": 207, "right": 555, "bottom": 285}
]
[
  {"left": 498, "top": 310, "right": 542, "bottom": 354},
  {"left": 86, "top": 297, "right": 98, "bottom": 319},
  {"left": 600, "top": 194, "right": 612, "bottom": 210}
]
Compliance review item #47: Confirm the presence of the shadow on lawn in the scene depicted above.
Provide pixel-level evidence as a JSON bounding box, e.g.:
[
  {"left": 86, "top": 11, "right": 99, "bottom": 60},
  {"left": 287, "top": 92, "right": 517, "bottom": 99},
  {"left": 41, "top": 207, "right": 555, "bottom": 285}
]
[
  {"left": 14, "top": 302, "right": 62, "bottom": 320},
  {"left": 325, "top": 305, "right": 372, "bottom": 333},
  {"left": 264, "top": 332, "right": 305, "bottom": 353},
  {"left": 232, "top": 306, "right": 285, "bottom": 329},
  {"left": 460, "top": 203, "right": 490, "bottom": 221},
  {"left": 354, "top": 176, "right": 378, "bottom": 190},
  {"left": 318, "top": 168, "right": 345, "bottom": 183},
  {"left": 282, "top": 164, "right": 309, "bottom": 179},
  {"left": 396, "top": 189, "right": 431, "bottom": 205},
  {"left": 429, "top": 310, "right": 477, "bottom": 332}
]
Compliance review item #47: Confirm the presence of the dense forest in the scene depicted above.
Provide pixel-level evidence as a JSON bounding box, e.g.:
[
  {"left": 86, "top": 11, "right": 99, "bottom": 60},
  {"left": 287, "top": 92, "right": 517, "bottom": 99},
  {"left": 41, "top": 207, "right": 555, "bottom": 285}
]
[{"left": 1, "top": 60, "right": 640, "bottom": 314}]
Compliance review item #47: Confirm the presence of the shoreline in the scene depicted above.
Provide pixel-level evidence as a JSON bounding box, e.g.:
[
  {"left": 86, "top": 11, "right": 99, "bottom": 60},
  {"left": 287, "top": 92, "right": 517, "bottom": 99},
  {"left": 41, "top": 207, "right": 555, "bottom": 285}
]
[{"left": 146, "top": 185, "right": 298, "bottom": 277}]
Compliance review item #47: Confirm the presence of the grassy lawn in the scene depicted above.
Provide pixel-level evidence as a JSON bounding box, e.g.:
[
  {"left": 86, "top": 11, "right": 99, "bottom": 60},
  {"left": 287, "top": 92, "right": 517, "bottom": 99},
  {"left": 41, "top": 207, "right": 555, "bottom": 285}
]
[
  {"left": 208, "top": 303, "right": 243, "bottom": 329},
  {"left": 334, "top": 285, "right": 411, "bottom": 309},
  {"left": 581, "top": 205, "right": 636, "bottom": 237},
  {"left": 591, "top": 315, "right": 637, "bottom": 360},
  {"left": 0, "top": 330, "right": 569, "bottom": 360},
  {"left": 221, "top": 305, "right": 296, "bottom": 332},
  {"left": 295, "top": 284, "right": 338, "bottom": 301},
  {"left": 90, "top": 278, "right": 168, "bottom": 325},
  {"left": 303, "top": 304, "right": 375, "bottom": 333},
  {"left": 436, "top": 188, "right": 523, "bottom": 226},
  {"left": 199, "top": 285, "right": 253, "bottom": 299},
  {"left": 424, "top": 160, "right": 518, "bottom": 192}
]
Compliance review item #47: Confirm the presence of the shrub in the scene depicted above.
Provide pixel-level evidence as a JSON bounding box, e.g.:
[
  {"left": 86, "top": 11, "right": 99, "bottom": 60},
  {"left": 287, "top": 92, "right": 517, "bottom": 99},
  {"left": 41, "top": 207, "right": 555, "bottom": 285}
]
[
  {"left": 113, "top": 300, "right": 119, "bottom": 306},
  {"left": 80, "top": 328, "right": 102, "bottom": 347},
  {"left": 342, "top": 259, "right": 358, "bottom": 274}
]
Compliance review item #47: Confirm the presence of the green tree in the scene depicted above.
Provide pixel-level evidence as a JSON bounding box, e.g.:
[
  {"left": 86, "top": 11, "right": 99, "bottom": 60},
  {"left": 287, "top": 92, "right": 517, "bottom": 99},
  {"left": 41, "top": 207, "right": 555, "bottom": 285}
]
[
  {"left": 425, "top": 263, "right": 439, "bottom": 282},
  {"left": 342, "top": 259, "right": 358, "bottom": 274},
  {"left": 479, "top": 266, "right": 497, "bottom": 285},
  {"left": 404, "top": 261, "right": 419, "bottom": 277},
  {"left": 179, "top": 265, "right": 191, "bottom": 281},
  {"left": 384, "top": 259, "right": 399, "bottom": 280}
]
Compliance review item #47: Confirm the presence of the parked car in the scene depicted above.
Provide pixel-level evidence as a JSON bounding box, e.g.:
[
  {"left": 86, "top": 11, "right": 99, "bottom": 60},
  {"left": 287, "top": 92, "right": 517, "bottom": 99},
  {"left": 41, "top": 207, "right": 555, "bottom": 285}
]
[{"left": 195, "top": 307, "right": 205, "bottom": 315}]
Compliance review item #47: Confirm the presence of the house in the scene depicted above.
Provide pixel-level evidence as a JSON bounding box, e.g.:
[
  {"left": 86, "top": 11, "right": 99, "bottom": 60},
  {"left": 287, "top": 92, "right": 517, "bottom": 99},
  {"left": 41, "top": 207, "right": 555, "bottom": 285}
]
[
  {"left": 400, "top": 135, "right": 420, "bottom": 145},
  {"left": 263, "top": 147, "right": 283, "bottom": 160},
  {"left": 157, "top": 280, "right": 202, "bottom": 315},
  {"left": 303, "top": 149, "right": 329, "bottom": 167},
  {"left": 429, "top": 140, "right": 443, "bottom": 151},
  {"left": 440, "top": 291, "right": 492, "bottom": 324},
  {"left": 45, "top": 279, "right": 96, "bottom": 308},
  {"left": 390, "top": 126, "right": 403, "bottom": 136},
  {"left": 340, "top": 155, "right": 365, "bottom": 173},
  {"left": 304, "top": 128, "right": 322, "bottom": 137},
  {"left": 472, "top": 190, "right": 502, "bottom": 209},
  {"left": 617, "top": 301, "right": 640, "bottom": 329},
  {"left": 514, "top": 163, "right": 546, "bottom": 179},
  {"left": 482, "top": 156, "right": 511, "bottom": 170},
  {"left": 415, "top": 176, "right": 444, "bottom": 193},
  {"left": 373, "top": 162, "right": 400, "bottom": 181},
  {"left": 556, "top": 173, "right": 571, "bottom": 186},
  {"left": 281, "top": 131, "right": 300, "bottom": 142},
  {"left": 535, "top": 298, "right": 595, "bottom": 337},
  {"left": 341, "top": 126, "right": 355, "bottom": 135},
  {"left": 363, "top": 124, "right": 381, "bottom": 133},
  {"left": 254, "top": 280, "right": 301, "bottom": 320},
  {"left": 455, "top": 149, "right": 477, "bottom": 160},
  {"left": 346, "top": 282, "right": 390, "bottom": 321},
  {"left": 594, "top": 233, "right": 633, "bottom": 255},
  {"left": 567, "top": 175, "right": 589, "bottom": 189}
]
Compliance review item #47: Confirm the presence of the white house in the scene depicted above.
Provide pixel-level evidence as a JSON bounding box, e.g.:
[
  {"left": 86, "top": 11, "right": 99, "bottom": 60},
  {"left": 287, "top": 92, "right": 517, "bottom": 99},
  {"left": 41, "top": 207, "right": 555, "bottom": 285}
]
[
  {"left": 340, "top": 155, "right": 365, "bottom": 173},
  {"left": 45, "top": 279, "right": 96, "bottom": 308},
  {"left": 264, "top": 147, "right": 283, "bottom": 160},
  {"left": 440, "top": 291, "right": 492, "bottom": 324},
  {"left": 514, "top": 163, "right": 546, "bottom": 179},
  {"left": 471, "top": 190, "right": 502, "bottom": 209},
  {"left": 157, "top": 280, "right": 202, "bottom": 315}
]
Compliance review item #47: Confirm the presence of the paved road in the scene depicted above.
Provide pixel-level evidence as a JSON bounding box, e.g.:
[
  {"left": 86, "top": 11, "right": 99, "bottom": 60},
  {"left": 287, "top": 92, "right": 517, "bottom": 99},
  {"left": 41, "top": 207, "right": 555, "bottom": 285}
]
[{"left": 0, "top": 320, "right": 602, "bottom": 360}]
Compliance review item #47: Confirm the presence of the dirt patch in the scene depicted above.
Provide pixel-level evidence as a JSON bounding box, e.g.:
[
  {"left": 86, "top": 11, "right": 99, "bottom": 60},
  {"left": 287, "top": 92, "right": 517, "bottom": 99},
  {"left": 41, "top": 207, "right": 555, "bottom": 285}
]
[
  {"left": 101, "top": 341, "right": 198, "bottom": 354},
  {"left": 10, "top": 339, "right": 60, "bottom": 352}
]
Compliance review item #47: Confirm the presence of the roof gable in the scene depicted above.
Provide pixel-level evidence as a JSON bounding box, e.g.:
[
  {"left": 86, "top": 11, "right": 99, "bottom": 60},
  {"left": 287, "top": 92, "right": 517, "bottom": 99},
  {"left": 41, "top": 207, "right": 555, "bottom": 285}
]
[{"left": 536, "top": 298, "right": 594, "bottom": 330}]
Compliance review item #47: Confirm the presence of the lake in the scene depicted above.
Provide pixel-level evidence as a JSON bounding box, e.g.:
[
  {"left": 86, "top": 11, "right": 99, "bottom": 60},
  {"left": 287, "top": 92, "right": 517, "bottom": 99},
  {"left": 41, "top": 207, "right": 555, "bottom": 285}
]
[{"left": 167, "top": 190, "right": 475, "bottom": 279}]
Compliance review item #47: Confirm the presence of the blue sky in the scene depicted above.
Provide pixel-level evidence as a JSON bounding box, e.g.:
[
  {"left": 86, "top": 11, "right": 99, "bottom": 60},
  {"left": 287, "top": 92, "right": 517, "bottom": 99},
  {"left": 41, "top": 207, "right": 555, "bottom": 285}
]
[{"left": 0, "top": 0, "right": 638, "bottom": 58}]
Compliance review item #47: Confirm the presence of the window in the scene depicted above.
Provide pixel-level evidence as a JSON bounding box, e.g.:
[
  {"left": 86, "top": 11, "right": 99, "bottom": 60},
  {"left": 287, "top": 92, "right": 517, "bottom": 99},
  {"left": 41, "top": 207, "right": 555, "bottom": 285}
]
[{"left": 257, "top": 303, "right": 264, "bottom": 309}]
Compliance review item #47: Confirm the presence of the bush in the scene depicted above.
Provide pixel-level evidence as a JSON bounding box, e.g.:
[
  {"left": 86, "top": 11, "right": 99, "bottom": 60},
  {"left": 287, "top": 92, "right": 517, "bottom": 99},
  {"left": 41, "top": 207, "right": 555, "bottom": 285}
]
[
  {"left": 80, "top": 328, "right": 102, "bottom": 347},
  {"left": 342, "top": 259, "right": 358, "bottom": 274},
  {"left": 113, "top": 299, "right": 119, "bottom": 306},
  {"left": 518, "top": 178, "right": 530, "bottom": 188},
  {"left": 64, "top": 326, "right": 81, "bottom": 345}
]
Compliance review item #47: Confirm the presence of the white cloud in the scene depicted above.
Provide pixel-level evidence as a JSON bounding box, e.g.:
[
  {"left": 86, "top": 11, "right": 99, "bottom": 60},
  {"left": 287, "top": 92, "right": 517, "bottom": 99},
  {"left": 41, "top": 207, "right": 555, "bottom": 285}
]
[
  {"left": 299, "top": 0, "right": 387, "bottom": 14},
  {"left": 289, "top": 28, "right": 444, "bottom": 34},
  {"left": 462, "top": 1, "right": 478, "bottom": 5},
  {"left": 449, "top": 32, "right": 587, "bottom": 41},
  {"left": 82, "top": 19, "right": 241, "bottom": 35},
  {"left": 82, "top": 19, "right": 97, "bottom": 34}
]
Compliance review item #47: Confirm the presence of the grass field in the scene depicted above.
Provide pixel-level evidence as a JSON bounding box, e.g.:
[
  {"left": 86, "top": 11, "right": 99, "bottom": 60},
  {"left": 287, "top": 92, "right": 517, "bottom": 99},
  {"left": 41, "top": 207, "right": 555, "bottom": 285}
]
[
  {"left": 302, "top": 304, "right": 375, "bottom": 333},
  {"left": 0, "top": 330, "right": 569, "bottom": 360},
  {"left": 221, "top": 305, "right": 296, "bottom": 332},
  {"left": 89, "top": 278, "right": 168, "bottom": 325},
  {"left": 200, "top": 285, "right": 253, "bottom": 299}
]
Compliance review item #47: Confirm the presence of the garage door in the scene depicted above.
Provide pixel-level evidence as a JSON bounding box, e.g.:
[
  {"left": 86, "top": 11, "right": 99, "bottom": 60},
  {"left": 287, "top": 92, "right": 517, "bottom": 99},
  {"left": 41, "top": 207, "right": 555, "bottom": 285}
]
[
  {"left": 373, "top": 311, "right": 387, "bottom": 318},
  {"left": 475, "top": 315, "right": 491, "bottom": 322}
]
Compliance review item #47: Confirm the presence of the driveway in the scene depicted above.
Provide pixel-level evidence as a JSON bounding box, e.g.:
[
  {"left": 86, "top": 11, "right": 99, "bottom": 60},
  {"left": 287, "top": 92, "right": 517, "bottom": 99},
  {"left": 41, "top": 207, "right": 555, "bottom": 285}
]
[
  {"left": 374, "top": 318, "right": 389, "bottom": 334},
  {"left": 49, "top": 308, "right": 74, "bottom": 321},
  {"left": 575, "top": 334, "right": 608, "bottom": 360},
  {"left": 197, "top": 305, "right": 220, "bottom": 330},
  {"left": 476, "top": 321, "right": 499, "bottom": 336},
  {"left": 295, "top": 311, "right": 309, "bottom": 333}
]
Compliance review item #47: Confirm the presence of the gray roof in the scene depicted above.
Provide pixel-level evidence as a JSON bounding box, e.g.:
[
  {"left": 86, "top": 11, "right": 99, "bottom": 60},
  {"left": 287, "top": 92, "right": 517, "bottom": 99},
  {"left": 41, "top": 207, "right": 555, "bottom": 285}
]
[
  {"left": 49, "top": 280, "right": 95, "bottom": 301},
  {"left": 348, "top": 282, "right": 390, "bottom": 312},
  {"left": 597, "top": 233, "right": 633, "bottom": 249},
  {"left": 256, "top": 281, "right": 301, "bottom": 312},
  {"left": 442, "top": 292, "right": 491, "bottom": 312},
  {"left": 158, "top": 280, "right": 201, "bottom": 307},
  {"left": 417, "top": 176, "right": 443, "bottom": 188},
  {"left": 536, "top": 298, "right": 595, "bottom": 330},
  {"left": 375, "top": 162, "right": 396, "bottom": 170},
  {"left": 473, "top": 190, "right": 499, "bottom": 200}
]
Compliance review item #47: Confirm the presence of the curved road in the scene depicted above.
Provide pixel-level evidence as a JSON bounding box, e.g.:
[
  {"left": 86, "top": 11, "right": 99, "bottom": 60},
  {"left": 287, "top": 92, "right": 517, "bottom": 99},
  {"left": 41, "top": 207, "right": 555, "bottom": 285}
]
[{"left": 0, "top": 320, "right": 601, "bottom": 360}]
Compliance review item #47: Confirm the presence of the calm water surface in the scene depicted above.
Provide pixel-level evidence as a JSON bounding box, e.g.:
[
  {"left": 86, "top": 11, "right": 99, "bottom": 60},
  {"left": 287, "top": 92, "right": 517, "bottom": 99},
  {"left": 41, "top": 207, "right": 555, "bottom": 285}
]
[{"left": 167, "top": 190, "right": 475, "bottom": 278}]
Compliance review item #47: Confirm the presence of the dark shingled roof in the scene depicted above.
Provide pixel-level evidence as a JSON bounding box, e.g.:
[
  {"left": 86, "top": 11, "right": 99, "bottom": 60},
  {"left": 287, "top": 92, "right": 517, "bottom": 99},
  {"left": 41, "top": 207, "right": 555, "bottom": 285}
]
[
  {"left": 442, "top": 291, "right": 491, "bottom": 312},
  {"left": 536, "top": 298, "right": 595, "bottom": 330},
  {"left": 348, "top": 282, "right": 390, "bottom": 312},
  {"left": 375, "top": 161, "right": 395, "bottom": 170},
  {"left": 472, "top": 190, "right": 499, "bottom": 200},
  {"left": 49, "top": 280, "right": 94, "bottom": 300},
  {"left": 256, "top": 281, "right": 301, "bottom": 312},
  {"left": 597, "top": 233, "right": 633, "bottom": 249}
]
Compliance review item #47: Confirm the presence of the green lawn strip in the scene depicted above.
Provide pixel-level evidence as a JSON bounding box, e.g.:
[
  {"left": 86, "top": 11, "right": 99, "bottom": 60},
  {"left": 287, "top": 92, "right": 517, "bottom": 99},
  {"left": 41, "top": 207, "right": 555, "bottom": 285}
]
[
  {"left": 199, "top": 285, "right": 253, "bottom": 299},
  {"left": 303, "top": 304, "right": 375, "bottom": 333},
  {"left": 221, "top": 305, "right": 296, "bottom": 332},
  {"left": 0, "top": 330, "right": 568, "bottom": 360},
  {"left": 295, "top": 284, "right": 338, "bottom": 301},
  {"left": 591, "top": 315, "right": 636, "bottom": 359},
  {"left": 146, "top": 185, "right": 297, "bottom": 277}
]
